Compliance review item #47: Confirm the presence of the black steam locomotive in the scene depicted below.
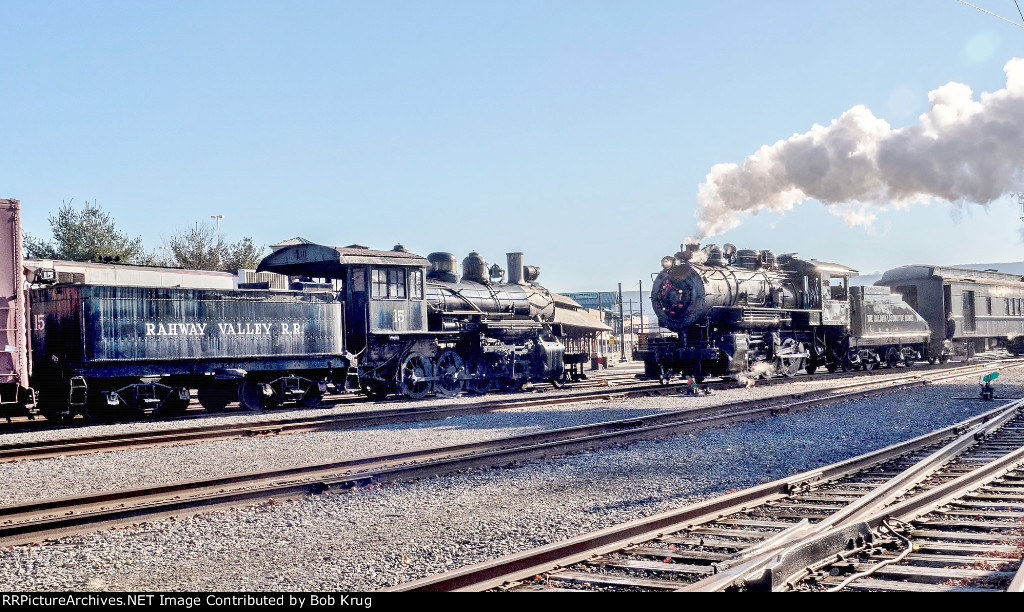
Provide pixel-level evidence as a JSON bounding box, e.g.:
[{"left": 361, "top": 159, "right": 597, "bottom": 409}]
[
  {"left": 256, "top": 244, "right": 566, "bottom": 400},
  {"left": 638, "top": 243, "right": 932, "bottom": 382}
]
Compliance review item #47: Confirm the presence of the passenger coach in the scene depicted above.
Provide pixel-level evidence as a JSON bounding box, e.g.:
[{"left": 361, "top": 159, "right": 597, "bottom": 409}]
[{"left": 875, "top": 265, "right": 1024, "bottom": 359}]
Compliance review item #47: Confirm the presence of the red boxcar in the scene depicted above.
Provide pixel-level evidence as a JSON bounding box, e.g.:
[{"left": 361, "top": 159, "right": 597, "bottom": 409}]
[{"left": 0, "top": 198, "right": 36, "bottom": 418}]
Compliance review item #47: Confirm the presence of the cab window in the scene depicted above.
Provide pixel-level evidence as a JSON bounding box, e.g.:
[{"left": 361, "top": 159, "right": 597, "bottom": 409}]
[
  {"left": 410, "top": 269, "right": 423, "bottom": 299},
  {"left": 371, "top": 268, "right": 407, "bottom": 299}
]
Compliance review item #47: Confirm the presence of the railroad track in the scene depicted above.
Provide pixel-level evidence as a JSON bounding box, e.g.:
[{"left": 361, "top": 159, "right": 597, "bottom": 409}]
[
  {"left": 0, "top": 363, "right": 646, "bottom": 434},
  {"left": 386, "top": 398, "right": 1024, "bottom": 592},
  {"left": 0, "top": 360, "right": 1013, "bottom": 463},
  {"left": 0, "top": 353, "right": 992, "bottom": 435},
  {"left": 0, "top": 360, "right": 1015, "bottom": 547}
]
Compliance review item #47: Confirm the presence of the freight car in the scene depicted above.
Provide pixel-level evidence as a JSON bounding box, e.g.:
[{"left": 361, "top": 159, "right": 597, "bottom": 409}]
[
  {"left": 875, "top": 265, "right": 1024, "bottom": 360},
  {"left": 256, "top": 244, "right": 568, "bottom": 399},
  {"left": 638, "top": 243, "right": 932, "bottom": 382},
  {"left": 0, "top": 199, "right": 35, "bottom": 419}
]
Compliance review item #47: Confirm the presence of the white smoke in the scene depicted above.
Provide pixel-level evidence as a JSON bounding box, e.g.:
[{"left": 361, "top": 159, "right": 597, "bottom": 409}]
[
  {"left": 692, "top": 58, "right": 1024, "bottom": 240},
  {"left": 735, "top": 362, "right": 776, "bottom": 388}
]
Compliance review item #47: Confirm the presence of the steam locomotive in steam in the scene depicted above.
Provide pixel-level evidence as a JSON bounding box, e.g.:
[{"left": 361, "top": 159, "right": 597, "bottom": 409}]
[{"left": 638, "top": 242, "right": 933, "bottom": 381}]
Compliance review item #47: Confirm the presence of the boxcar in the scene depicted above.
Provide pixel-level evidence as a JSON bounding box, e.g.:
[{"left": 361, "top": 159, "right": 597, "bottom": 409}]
[{"left": 1, "top": 199, "right": 35, "bottom": 418}]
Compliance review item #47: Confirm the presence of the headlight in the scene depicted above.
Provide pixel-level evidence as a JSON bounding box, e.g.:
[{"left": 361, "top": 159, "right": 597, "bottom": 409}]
[{"left": 661, "top": 256, "right": 675, "bottom": 270}]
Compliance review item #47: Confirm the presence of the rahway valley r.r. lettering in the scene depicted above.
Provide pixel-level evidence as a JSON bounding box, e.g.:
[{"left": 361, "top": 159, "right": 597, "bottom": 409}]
[{"left": 143, "top": 322, "right": 304, "bottom": 336}]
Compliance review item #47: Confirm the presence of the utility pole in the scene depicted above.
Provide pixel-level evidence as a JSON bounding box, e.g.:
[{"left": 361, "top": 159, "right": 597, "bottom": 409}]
[
  {"left": 1014, "top": 193, "right": 1024, "bottom": 222},
  {"left": 638, "top": 280, "right": 643, "bottom": 335},
  {"left": 618, "top": 282, "right": 626, "bottom": 362}
]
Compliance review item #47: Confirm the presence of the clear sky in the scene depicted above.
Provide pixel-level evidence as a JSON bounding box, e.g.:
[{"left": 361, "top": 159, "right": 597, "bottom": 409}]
[{"left": 3, "top": 1, "right": 1024, "bottom": 293}]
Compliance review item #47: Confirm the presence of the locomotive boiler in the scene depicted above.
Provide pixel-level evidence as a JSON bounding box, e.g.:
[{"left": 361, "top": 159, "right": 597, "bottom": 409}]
[{"left": 640, "top": 243, "right": 931, "bottom": 381}]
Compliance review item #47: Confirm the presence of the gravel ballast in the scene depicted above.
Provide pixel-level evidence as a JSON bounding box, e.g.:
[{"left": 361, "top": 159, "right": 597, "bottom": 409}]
[{"left": 0, "top": 362, "right": 1018, "bottom": 591}]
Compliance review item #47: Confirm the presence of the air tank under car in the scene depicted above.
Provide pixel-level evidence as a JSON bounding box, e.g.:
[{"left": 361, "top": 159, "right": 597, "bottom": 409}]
[{"left": 651, "top": 243, "right": 800, "bottom": 331}]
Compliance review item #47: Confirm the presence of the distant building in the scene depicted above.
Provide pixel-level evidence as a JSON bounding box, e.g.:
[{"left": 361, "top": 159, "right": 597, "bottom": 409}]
[{"left": 563, "top": 291, "right": 619, "bottom": 311}]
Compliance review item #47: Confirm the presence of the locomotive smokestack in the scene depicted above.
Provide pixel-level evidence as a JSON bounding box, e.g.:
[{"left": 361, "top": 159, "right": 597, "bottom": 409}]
[{"left": 507, "top": 252, "right": 524, "bottom": 284}]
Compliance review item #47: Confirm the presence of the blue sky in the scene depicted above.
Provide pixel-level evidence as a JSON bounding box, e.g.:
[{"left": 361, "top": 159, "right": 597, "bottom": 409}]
[{"left": 3, "top": 1, "right": 1024, "bottom": 292}]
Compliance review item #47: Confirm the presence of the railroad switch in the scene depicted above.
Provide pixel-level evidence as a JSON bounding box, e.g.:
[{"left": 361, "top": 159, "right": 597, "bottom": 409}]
[{"left": 980, "top": 372, "right": 999, "bottom": 401}]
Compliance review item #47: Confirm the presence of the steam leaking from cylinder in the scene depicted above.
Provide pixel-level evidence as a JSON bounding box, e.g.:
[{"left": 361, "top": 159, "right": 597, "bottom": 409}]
[{"left": 690, "top": 57, "right": 1024, "bottom": 240}]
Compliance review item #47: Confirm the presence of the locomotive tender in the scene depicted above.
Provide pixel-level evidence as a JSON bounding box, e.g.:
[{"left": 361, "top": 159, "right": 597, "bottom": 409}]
[
  {"left": 639, "top": 243, "right": 932, "bottom": 381},
  {"left": 29, "top": 284, "right": 346, "bottom": 420}
]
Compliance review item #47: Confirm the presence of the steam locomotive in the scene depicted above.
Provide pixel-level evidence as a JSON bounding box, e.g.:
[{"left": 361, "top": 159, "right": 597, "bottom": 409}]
[
  {"left": 255, "top": 245, "right": 567, "bottom": 400},
  {"left": 2, "top": 196, "right": 575, "bottom": 421},
  {"left": 638, "top": 243, "right": 932, "bottom": 381}
]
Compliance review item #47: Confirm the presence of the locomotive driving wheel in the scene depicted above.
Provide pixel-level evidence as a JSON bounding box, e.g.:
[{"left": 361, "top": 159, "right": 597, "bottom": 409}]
[
  {"left": 885, "top": 347, "right": 900, "bottom": 369},
  {"left": 549, "top": 370, "right": 568, "bottom": 388},
  {"left": 773, "top": 339, "right": 804, "bottom": 377},
  {"left": 399, "top": 352, "right": 433, "bottom": 400},
  {"left": 773, "top": 356, "right": 803, "bottom": 377},
  {"left": 433, "top": 350, "right": 465, "bottom": 398}
]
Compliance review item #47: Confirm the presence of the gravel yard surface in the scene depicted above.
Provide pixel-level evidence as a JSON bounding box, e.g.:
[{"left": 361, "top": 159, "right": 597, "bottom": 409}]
[
  {"left": 0, "top": 363, "right": 992, "bottom": 506},
  {"left": 0, "top": 361, "right": 1018, "bottom": 591}
]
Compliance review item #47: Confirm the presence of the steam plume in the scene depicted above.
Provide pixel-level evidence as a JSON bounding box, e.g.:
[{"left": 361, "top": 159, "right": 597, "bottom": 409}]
[{"left": 693, "top": 58, "right": 1024, "bottom": 240}]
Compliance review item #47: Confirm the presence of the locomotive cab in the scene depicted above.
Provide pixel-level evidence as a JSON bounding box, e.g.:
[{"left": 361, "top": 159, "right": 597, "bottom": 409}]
[{"left": 257, "top": 243, "right": 430, "bottom": 354}]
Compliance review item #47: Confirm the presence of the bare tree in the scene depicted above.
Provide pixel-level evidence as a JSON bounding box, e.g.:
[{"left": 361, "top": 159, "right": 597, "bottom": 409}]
[
  {"left": 166, "top": 222, "right": 265, "bottom": 271},
  {"left": 167, "top": 222, "right": 221, "bottom": 271}
]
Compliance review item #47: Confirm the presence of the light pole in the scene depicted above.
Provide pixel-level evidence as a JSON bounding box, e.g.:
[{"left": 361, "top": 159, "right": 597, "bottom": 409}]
[
  {"left": 618, "top": 282, "right": 626, "bottom": 362},
  {"left": 211, "top": 215, "right": 225, "bottom": 247},
  {"left": 159, "top": 245, "right": 168, "bottom": 265},
  {"left": 211, "top": 215, "right": 225, "bottom": 268},
  {"left": 1013, "top": 193, "right": 1024, "bottom": 222}
]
